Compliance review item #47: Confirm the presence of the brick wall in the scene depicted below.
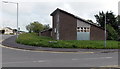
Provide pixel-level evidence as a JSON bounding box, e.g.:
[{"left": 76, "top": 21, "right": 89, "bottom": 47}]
[
  {"left": 40, "top": 29, "right": 52, "bottom": 37},
  {"left": 59, "top": 11, "right": 77, "bottom": 40},
  {"left": 51, "top": 13, "right": 57, "bottom": 39},
  {"left": 90, "top": 25, "right": 106, "bottom": 40}
]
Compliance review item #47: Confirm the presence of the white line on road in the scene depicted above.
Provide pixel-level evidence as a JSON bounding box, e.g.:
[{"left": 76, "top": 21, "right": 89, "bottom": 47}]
[
  {"left": 86, "top": 57, "right": 112, "bottom": 59},
  {"left": 2, "top": 60, "right": 46, "bottom": 64},
  {"left": 72, "top": 57, "right": 112, "bottom": 60},
  {"left": 100, "top": 65, "right": 118, "bottom": 67}
]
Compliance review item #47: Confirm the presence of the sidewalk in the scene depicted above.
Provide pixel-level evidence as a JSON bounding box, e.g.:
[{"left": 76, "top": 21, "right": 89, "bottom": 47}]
[{"left": 2, "top": 36, "right": 119, "bottom": 53}]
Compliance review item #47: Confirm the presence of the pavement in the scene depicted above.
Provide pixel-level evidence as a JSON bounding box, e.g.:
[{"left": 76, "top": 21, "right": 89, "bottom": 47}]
[{"left": 1, "top": 35, "right": 119, "bottom": 53}]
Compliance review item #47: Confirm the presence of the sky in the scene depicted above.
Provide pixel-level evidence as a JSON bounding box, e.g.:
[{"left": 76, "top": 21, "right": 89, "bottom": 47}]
[{"left": 0, "top": 0, "right": 120, "bottom": 31}]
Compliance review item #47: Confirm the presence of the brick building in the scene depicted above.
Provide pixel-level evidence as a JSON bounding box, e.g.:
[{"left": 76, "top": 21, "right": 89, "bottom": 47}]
[
  {"left": 41, "top": 8, "right": 106, "bottom": 40},
  {"left": 40, "top": 28, "right": 52, "bottom": 37}
]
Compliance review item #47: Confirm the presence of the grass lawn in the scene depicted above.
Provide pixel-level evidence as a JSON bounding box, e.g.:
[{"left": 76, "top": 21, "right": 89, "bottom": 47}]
[{"left": 16, "top": 33, "right": 119, "bottom": 49}]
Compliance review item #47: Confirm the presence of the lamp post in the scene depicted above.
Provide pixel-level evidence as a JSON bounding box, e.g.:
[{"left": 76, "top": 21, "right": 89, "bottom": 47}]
[
  {"left": 2, "top": 1, "right": 19, "bottom": 38},
  {"left": 104, "top": 14, "right": 106, "bottom": 48}
]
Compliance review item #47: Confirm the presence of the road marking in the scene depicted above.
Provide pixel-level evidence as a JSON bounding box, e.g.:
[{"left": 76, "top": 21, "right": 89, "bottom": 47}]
[
  {"left": 85, "top": 57, "right": 112, "bottom": 59},
  {"left": 0, "top": 45, "right": 94, "bottom": 54},
  {"left": 2, "top": 60, "right": 46, "bottom": 64},
  {"left": 100, "top": 65, "right": 118, "bottom": 67},
  {"left": 72, "top": 59, "right": 79, "bottom": 60},
  {"left": 33, "top": 60, "right": 47, "bottom": 63},
  {"left": 72, "top": 57, "right": 112, "bottom": 61}
]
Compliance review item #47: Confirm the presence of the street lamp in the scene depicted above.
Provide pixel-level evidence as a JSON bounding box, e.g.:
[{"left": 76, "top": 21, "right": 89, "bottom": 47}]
[
  {"left": 2, "top": 1, "right": 19, "bottom": 38},
  {"left": 104, "top": 14, "right": 106, "bottom": 48}
]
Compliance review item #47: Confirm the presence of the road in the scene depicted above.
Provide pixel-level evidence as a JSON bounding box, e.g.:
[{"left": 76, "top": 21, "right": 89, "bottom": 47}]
[{"left": 0, "top": 35, "right": 118, "bottom": 67}]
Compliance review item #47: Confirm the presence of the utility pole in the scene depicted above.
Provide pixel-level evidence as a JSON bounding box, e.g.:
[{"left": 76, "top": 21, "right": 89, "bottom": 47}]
[
  {"left": 104, "top": 13, "right": 106, "bottom": 48},
  {"left": 3, "top": 1, "right": 19, "bottom": 38}
]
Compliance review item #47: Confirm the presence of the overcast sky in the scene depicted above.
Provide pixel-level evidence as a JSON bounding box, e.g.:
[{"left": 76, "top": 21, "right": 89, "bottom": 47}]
[{"left": 0, "top": 0, "right": 120, "bottom": 31}]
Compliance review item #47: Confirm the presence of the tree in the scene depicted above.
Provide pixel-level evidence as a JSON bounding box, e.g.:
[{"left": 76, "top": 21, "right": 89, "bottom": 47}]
[
  {"left": 94, "top": 11, "right": 105, "bottom": 28},
  {"left": 26, "top": 21, "right": 44, "bottom": 33},
  {"left": 26, "top": 25, "right": 32, "bottom": 33},
  {"left": 106, "top": 24, "right": 118, "bottom": 40},
  {"left": 43, "top": 24, "right": 50, "bottom": 30},
  {"left": 94, "top": 11, "right": 119, "bottom": 40},
  {"left": 95, "top": 11, "right": 117, "bottom": 28},
  {"left": 87, "top": 19, "right": 100, "bottom": 26},
  {"left": 87, "top": 19, "right": 94, "bottom": 23},
  {"left": 116, "top": 15, "right": 120, "bottom": 37}
]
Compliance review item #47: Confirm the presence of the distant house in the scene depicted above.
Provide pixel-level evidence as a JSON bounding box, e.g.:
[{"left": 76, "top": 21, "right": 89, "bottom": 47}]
[
  {"left": 0, "top": 27, "right": 19, "bottom": 35},
  {"left": 0, "top": 30, "right": 5, "bottom": 34},
  {"left": 41, "top": 8, "right": 107, "bottom": 40},
  {"left": 3, "top": 27, "right": 13, "bottom": 34},
  {"left": 13, "top": 29, "right": 17, "bottom": 35}
]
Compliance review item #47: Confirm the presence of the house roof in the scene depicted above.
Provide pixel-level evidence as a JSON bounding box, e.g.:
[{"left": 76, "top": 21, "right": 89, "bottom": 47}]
[
  {"left": 50, "top": 8, "right": 105, "bottom": 30},
  {"left": 3, "top": 27, "right": 13, "bottom": 30},
  {"left": 41, "top": 28, "right": 52, "bottom": 33}
]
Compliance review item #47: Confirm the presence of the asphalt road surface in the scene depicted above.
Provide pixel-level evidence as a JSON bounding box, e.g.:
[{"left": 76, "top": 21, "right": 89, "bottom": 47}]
[{"left": 0, "top": 35, "right": 118, "bottom": 67}]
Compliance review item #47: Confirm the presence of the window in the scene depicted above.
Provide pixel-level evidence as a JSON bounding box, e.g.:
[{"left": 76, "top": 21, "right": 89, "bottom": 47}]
[
  {"left": 81, "top": 30, "right": 83, "bottom": 32},
  {"left": 84, "top": 30, "right": 86, "bottom": 32},
  {"left": 87, "top": 27, "right": 89, "bottom": 29},
  {"left": 77, "top": 30, "right": 80, "bottom": 32},
  {"left": 77, "top": 27, "right": 90, "bottom": 32},
  {"left": 84, "top": 27, "right": 86, "bottom": 29},
  {"left": 86, "top": 30, "right": 90, "bottom": 32},
  {"left": 6, "top": 29, "right": 8, "bottom": 31}
]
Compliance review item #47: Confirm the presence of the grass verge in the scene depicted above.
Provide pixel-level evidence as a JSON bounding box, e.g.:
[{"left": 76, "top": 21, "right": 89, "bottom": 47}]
[{"left": 16, "top": 33, "right": 119, "bottom": 49}]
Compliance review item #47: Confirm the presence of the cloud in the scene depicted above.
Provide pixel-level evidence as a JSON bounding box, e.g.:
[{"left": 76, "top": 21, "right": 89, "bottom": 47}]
[
  {"left": 1, "top": 0, "right": 119, "bottom": 31},
  {"left": 0, "top": 1, "right": 2, "bottom": 28},
  {"left": 19, "top": 2, "right": 36, "bottom": 15},
  {"left": 2, "top": 3, "right": 17, "bottom": 16}
]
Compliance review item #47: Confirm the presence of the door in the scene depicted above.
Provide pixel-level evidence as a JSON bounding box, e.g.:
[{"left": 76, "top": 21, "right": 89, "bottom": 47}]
[{"left": 77, "top": 32, "right": 90, "bottom": 40}]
